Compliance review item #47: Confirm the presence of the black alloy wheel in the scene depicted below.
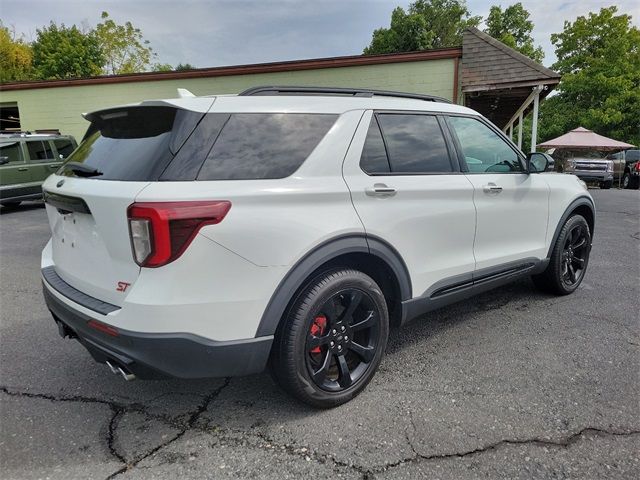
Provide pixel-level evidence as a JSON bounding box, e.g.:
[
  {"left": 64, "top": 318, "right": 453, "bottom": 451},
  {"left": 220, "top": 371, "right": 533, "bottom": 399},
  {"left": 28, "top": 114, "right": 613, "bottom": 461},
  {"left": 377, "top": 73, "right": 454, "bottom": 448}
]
[
  {"left": 306, "top": 289, "right": 380, "bottom": 392},
  {"left": 271, "top": 269, "right": 389, "bottom": 408},
  {"left": 560, "top": 223, "right": 589, "bottom": 288},
  {"left": 532, "top": 214, "right": 591, "bottom": 295}
]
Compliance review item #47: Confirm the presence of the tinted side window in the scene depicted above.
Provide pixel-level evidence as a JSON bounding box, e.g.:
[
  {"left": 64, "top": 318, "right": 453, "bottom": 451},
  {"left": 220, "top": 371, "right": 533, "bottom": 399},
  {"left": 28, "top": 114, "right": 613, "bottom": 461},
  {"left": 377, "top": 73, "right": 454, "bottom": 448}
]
[
  {"left": 448, "top": 116, "right": 523, "bottom": 173},
  {"left": 0, "top": 141, "right": 24, "bottom": 164},
  {"left": 377, "top": 114, "right": 452, "bottom": 173},
  {"left": 53, "top": 139, "right": 75, "bottom": 159},
  {"left": 627, "top": 150, "right": 640, "bottom": 161},
  {"left": 27, "top": 141, "right": 54, "bottom": 161},
  {"left": 197, "top": 114, "right": 337, "bottom": 180},
  {"left": 360, "top": 117, "right": 390, "bottom": 174},
  {"left": 160, "top": 113, "right": 230, "bottom": 181}
]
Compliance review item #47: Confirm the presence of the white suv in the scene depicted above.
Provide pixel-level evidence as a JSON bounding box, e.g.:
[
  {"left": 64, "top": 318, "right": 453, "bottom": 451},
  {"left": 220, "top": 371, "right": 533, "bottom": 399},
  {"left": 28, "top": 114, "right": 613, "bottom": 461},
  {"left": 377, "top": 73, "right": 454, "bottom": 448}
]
[{"left": 41, "top": 86, "right": 595, "bottom": 408}]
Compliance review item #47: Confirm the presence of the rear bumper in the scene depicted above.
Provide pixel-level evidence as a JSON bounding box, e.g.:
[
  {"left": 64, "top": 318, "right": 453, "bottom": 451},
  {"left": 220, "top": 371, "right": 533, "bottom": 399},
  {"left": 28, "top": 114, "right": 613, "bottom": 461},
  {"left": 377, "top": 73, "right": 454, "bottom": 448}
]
[{"left": 42, "top": 277, "right": 273, "bottom": 380}]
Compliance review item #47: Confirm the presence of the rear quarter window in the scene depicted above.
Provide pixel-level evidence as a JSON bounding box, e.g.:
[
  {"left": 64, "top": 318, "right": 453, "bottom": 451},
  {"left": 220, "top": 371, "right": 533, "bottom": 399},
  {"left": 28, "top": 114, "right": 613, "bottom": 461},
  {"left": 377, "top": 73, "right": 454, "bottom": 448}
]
[{"left": 196, "top": 113, "right": 337, "bottom": 180}]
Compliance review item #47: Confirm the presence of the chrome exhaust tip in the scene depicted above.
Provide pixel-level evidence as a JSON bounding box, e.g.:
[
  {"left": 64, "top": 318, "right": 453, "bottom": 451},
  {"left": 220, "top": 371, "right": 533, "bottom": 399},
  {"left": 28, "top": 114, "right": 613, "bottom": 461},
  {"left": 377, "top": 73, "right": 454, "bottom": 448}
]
[
  {"left": 105, "top": 360, "right": 136, "bottom": 381},
  {"left": 105, "top": 360, "right": 119, "bottom": 374},
  {"left": 118, "top": 366, "right": 136, "bottom": 382}
]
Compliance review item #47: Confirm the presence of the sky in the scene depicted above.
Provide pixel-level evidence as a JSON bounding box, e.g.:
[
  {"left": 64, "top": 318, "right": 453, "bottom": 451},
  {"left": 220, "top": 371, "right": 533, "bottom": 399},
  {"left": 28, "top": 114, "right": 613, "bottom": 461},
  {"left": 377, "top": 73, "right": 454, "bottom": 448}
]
[{"left": 2, "top": 0, "right": 639, "bottom": 70}]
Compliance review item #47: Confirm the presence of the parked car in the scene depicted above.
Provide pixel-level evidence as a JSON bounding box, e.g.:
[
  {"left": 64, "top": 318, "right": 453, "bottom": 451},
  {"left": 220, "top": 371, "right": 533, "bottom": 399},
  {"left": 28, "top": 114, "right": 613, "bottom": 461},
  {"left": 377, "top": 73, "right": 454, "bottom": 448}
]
[
  {"left": 606, "top": 149, "right": 640, "bottom": 189},
  {"left": 41, "top": 86, "right": 595, "bottom": 408},
  {"left": 561, "top": 156, "right": 614, "bottom": 189},
  {"left": 0, "top": 131, "right": 77, "bottom": 207}
]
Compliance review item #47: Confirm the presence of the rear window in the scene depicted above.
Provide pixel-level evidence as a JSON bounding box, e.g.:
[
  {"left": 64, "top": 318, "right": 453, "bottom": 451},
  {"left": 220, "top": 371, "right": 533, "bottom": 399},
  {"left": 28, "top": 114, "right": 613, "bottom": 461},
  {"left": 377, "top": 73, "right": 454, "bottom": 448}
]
[
  {"left": 626, "top": 150, "right": 640, "bottom": 161},
  {"left": 197, "top": 113, "right": 337, "bottom": 180},
  {"left": 59, "top": 107, "right": 203, "bottom": 181},
  {"left": 53, "top": 138, "right": 76, "bottom": 159}
]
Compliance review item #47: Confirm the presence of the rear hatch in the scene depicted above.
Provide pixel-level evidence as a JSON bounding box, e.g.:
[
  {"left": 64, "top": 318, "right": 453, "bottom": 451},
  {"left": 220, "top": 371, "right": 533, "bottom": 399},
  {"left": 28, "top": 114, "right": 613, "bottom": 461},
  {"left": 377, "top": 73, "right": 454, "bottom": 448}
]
[{"left": 43, "top": 102, "right": 212, "bottom": 306}]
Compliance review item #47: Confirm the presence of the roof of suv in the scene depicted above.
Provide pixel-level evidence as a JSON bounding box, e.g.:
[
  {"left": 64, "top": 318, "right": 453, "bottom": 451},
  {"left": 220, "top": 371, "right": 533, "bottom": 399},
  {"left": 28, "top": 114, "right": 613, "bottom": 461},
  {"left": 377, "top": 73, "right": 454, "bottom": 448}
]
[{"left": 86, "top": 86, "right": 478, "bottom": 119}]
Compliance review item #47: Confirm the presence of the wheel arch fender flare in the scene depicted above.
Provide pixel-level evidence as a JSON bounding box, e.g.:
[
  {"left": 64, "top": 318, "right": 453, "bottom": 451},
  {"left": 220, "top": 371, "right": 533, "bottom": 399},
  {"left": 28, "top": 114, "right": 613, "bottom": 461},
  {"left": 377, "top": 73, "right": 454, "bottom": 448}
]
[
  {"left": 255, "top": 234, "right": 412, "bottom": 337},
  {"left": 547, "top": 196, "right": 595, "bottom": 258}
]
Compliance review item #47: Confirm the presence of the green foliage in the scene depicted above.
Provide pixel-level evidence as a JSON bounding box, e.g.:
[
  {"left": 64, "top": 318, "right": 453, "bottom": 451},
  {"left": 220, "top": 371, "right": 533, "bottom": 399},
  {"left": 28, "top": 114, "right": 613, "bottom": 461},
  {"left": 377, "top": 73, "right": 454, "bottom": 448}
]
[
  {"left": 0, "top": 22, "right": 34, "bottom": 82},
  {"left": 152, "top": 63, "right": 174, "bottom": 72},
  {"left": 538, "top": 6, "right": 640, "bottom": 147},
  {"left": 32, "top": 22, "right": 104, "bottom": 79},
  {"left": 96, "top": 11, "right": 156, "bottom": 75},
  {"left": 484, "top": 3, "right": 544, "bottom": 63},
  {"left": 175, "top": 63, "right": 196, "bottom": 71},
  {"left": 364, "top": 0, "right": 481, "bottom": 54}
]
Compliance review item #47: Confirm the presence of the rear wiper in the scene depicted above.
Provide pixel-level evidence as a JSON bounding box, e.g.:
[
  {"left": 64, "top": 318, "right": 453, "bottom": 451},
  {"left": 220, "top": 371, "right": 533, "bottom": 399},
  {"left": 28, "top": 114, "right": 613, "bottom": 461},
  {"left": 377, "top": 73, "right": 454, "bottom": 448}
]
[{"left": 64, "top": 162, "right": 103, "bottom": 178}]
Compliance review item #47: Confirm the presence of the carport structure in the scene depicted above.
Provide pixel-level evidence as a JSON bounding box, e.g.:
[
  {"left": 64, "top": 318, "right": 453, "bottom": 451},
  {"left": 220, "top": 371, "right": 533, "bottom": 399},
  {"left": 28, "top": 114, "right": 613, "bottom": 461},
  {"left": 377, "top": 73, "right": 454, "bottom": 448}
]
[{"left": 461, "top": 28, "right": 561, "bottom": 152}]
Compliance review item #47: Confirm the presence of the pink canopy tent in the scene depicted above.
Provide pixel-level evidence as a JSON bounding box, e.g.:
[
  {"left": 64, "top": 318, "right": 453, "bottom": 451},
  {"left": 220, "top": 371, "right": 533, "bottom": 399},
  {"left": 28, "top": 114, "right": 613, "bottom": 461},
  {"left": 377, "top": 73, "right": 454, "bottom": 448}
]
[{"left": 537, "top": 127, "right": 634, "bottom": 151}]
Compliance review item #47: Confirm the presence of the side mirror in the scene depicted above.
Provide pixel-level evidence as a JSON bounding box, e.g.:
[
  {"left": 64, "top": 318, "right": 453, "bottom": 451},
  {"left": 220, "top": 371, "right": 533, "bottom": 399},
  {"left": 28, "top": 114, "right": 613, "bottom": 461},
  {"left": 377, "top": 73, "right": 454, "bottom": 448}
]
[
  {"left": 527, "top": 152, "right": 553, "bottom": 173},
  {"left": 0, "top": 156, "right": 10, "bottom": 165}
]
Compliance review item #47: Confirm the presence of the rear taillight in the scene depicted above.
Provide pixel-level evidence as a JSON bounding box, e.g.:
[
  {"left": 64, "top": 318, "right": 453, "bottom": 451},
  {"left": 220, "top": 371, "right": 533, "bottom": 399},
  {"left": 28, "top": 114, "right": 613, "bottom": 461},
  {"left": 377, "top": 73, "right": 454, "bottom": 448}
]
[
  {"left": 127, "top": 201, "right": 231, "bottom": 267},
  {"left": 634, "top": 162, "right": 640, "bottom": 172}
]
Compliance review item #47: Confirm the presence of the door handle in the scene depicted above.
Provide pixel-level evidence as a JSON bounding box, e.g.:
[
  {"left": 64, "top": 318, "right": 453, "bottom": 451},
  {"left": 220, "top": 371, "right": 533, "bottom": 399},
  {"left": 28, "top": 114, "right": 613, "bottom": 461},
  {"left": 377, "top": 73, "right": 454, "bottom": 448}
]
[
  {"left": 49, "top": 164, "right": 59, "bottom": 168},
  {"left": 17, "top": 167, "right": 29, "bottom": 171},
  {"left": 482, "top": 183, "right": 503, "bottom": 194},
  {"left": 365, "top": 183, "right": 397, "bottom": 197}
]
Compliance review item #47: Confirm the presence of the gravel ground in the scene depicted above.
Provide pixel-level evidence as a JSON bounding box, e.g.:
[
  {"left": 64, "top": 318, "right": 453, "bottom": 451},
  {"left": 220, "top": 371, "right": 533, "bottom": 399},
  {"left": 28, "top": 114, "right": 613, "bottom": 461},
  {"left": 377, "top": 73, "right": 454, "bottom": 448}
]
[{"left": 1, "top": 188, "right": 638, "bottom": 479}]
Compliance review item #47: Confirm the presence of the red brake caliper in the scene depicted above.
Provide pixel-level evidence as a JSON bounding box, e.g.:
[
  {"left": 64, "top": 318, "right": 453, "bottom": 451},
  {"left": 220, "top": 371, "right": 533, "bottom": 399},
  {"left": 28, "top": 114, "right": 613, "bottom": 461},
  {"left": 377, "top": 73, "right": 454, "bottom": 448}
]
[{"left": 310, "top": 315, "right": 327, "bottom": 354}]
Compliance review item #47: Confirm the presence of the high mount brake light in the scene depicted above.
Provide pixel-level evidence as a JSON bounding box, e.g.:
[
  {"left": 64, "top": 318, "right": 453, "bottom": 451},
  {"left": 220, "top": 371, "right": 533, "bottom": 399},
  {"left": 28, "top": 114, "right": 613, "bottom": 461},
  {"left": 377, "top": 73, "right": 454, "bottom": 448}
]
[{"left": 127, "top": 201, "right": 231, "bottom": 267}]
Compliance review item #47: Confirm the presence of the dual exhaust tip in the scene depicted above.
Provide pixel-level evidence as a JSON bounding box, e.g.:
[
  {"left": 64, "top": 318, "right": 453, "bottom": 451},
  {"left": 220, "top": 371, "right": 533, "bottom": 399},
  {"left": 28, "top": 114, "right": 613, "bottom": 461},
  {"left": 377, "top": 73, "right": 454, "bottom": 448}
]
[{"left": 106, "top": 360, "right": 136, "bottom": 381}]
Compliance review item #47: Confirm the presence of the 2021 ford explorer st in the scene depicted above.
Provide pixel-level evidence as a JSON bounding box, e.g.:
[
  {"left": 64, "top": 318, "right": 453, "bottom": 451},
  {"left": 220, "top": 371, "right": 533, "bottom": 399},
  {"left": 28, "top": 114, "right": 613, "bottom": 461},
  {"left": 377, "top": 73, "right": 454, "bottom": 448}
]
[{"left": 41, "top": 86, "right": 594, "bottom": 408}]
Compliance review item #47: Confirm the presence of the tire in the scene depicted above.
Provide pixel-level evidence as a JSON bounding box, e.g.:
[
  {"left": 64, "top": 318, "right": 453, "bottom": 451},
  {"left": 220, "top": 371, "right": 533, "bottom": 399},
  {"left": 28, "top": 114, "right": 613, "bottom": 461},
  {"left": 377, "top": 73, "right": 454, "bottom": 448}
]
[
  {"left": 270, "top": 269, "right": 389, "bottom": 408},
  {"left": 532, "top": 214, "right": 591, "bottom": 295},
  {"left": 599, "top": 180, "right": 612, "bottom": 189},
  {"left": 622, "top": 173, "right": 631, "bottom": 189}
]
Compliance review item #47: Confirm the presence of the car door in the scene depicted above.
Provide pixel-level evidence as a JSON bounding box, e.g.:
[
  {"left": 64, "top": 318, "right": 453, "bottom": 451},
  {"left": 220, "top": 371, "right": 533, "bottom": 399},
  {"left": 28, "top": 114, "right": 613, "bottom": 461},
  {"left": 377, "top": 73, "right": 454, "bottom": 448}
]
[
  {"left": 25, "top": 139, "right": 60, "bottom": 184},
  {"left": 445, "top": 115, "right": 549, "bottom": 272},
  {"left": 0, "top": 140, "right": 34, "bottom": 200},
  {"left": 342, "top": 110, "right": 476, "bottom": 297}
]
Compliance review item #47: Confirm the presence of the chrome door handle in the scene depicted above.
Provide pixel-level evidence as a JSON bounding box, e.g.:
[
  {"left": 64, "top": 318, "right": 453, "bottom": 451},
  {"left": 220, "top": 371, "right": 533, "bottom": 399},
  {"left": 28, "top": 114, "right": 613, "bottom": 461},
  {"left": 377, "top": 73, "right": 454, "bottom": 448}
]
[
  {"left": 365, "top": 183, "right": 397, "bottom": 197},
  {"left": 17, "top": 167, "right": 29, "bottom": 171},
  {"left": 482, "top": 183, "right": 503, "bottom": 194}
]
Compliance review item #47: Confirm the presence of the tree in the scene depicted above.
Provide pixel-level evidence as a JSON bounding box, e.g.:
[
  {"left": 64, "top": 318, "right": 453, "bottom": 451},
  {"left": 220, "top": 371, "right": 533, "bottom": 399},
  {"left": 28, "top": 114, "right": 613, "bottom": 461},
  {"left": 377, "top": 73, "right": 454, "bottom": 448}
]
[
  {"left": 175, "top": 63, "right": 196, "bottom": 71},
  {"left": 0, "top": 22, "right": 34, "bottom": 82},
  {"left": 538, "top": 7, "right": 640, "bottom": 146},
  {"left": 96, "top": 11, "right": 156, "bottom": 75},
  {"left": 152, "top": 63, "right": 173, "bottom": 72},
  {"left": 32, "top": 22, "right": 104, "bottom": 79},
  {"left": 484, "top": 3, "right": 544, "bottom": 63},
  {"left": 364, "top": 0, "right": 481, "bottom": 54}
]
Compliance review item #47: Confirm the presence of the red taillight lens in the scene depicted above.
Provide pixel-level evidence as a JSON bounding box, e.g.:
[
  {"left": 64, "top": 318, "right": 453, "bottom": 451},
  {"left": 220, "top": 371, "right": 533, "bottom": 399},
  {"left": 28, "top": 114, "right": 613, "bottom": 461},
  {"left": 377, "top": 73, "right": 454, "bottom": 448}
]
[
  {"left": 127, "top": 201, "right": 231, "bottom": 267},
  {"left": 634, "top": 162, "right": 640, "bottom": 172}
]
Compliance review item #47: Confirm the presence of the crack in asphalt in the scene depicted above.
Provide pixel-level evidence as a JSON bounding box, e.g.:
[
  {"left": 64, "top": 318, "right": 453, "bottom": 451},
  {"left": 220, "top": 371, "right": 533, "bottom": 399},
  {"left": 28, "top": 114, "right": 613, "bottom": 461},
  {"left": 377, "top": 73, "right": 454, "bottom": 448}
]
[
  {"left": 107, "top": 408, "right": 127, "bottom": 464},
  {"left": 378, "top": 427, "right": 640, "bottom": 474},
  {"left": 3, "top": 384, "right": 639, "bottom": 478},
  {"left": 104, "top": 377, "right": 231, "bottom": 479}
]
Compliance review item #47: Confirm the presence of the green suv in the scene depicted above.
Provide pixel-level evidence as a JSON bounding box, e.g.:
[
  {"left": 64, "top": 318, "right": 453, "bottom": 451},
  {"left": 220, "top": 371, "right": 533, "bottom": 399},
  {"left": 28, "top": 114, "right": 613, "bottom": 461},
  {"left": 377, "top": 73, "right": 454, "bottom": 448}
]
[{"left": 0, "top": 132, "right": 77, "bottom": 207}]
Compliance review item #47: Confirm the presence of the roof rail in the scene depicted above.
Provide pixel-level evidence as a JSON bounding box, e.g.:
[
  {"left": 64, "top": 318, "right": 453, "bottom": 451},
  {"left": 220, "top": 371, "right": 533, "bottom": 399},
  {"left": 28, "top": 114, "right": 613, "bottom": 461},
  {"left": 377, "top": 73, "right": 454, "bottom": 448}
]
[
  {"left": 0, "top": 129, "right": 61, "bottom": 136},
  {"left": 239, "top": 86, "right": 452, "bottom": 104},
  {"left": 0, "top": 130, "right": 30, "bottom": 135}
]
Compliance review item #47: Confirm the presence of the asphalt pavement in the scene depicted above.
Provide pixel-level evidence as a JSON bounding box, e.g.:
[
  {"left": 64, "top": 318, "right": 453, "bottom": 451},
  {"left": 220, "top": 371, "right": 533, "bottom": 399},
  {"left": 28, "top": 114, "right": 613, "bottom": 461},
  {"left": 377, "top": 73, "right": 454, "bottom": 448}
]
[{"left": 1, "top": 189, "right": 638, "bottom": 479}]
